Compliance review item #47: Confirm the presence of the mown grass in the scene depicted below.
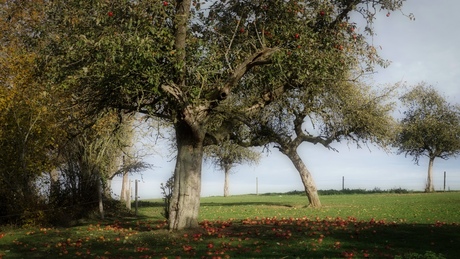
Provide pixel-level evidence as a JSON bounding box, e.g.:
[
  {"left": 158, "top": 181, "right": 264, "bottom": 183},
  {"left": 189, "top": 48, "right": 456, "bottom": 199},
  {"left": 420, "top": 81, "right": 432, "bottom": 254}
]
[
  {"left": 0, "top": 192, "right": 459, "bottom": 258},
  {"left": 200, "top": 192, "right": 460, "bottom": 223}
]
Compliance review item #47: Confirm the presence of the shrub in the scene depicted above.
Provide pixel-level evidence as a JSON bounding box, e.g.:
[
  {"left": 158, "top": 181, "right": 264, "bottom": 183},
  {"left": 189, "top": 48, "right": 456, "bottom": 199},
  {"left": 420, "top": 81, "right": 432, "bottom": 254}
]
[{"left": 160, "top": 175, "right": 174, "bottom": 219}]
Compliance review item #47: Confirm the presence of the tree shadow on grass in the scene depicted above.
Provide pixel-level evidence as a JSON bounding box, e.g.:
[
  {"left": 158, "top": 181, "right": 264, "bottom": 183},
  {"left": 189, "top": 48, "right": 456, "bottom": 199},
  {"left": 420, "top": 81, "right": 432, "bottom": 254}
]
[
  {"left": 142, "top": 219, "right": 459, "bottom": 258},
  {"left": 3, "top": 217, "right": 458, "bottom": 258}
]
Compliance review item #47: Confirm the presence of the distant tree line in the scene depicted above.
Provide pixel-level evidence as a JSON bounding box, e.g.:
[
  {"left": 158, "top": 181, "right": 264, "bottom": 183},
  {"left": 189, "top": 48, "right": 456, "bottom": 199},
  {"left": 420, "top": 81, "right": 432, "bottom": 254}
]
[{"left": 261, "top": 188, "right": 414, "bottom": 196}]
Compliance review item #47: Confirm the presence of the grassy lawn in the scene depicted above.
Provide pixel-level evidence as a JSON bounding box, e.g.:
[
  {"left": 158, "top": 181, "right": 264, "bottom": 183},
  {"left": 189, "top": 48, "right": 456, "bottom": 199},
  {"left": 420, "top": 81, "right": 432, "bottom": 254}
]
[{"left": 1, "top": 192, "right": 459, "bottom": 258}]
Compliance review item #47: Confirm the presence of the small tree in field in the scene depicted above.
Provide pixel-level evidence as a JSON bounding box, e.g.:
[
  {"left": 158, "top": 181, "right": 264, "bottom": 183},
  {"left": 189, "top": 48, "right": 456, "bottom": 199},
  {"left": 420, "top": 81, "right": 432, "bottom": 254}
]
[
  {"left": 205, "top": 142, "right": 260, "bottom": 197},
  {"left": 396, "top": 83, "right": 460, "bottom": 192}
]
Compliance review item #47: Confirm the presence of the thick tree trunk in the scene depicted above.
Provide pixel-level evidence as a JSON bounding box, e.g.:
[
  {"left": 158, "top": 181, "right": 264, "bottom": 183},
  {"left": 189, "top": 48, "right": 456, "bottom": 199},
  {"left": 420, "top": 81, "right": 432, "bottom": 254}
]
[
  {"left": 224, "top": 163, "right": 231, "bottom": 197},
  {"left": 425, "top": 157, "right": 435, "bottom": 192},
  {"left": 284, "top": 149, "right": 321, "bottom": 208},
  {"left": 168, "top": 121, "right": 204, "bottom": 230}
]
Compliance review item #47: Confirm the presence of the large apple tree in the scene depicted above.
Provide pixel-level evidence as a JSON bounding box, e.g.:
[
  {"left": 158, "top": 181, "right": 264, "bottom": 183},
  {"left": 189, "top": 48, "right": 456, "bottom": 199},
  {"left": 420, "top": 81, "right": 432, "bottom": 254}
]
[{"left": 36, "top": 0, "right": 408, "bottom": 230}]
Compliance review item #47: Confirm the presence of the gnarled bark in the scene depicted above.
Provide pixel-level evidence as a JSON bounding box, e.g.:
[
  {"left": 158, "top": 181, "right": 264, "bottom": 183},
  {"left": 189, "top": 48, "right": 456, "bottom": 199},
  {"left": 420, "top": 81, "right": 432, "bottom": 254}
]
[
  {"left": 282, "top": 148, "right": 321, "bottom": 208},
  {"left": 168, "top": 120, "right": 204, "bottom": 230}
]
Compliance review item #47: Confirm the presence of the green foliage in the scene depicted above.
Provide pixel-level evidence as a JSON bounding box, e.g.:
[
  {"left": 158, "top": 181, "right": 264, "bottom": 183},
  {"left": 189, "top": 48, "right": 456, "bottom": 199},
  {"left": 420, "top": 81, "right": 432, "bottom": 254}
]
[
  {"left": 205, "top": 1, "right": 401, "bottom": 156},
  {"left": 38, "top": 0, "right": 177, "bottom": 114},
  {"left": 397, "top": 83, "right": 460, "bottom": 162},
  {"left": 36, "top": 0, "right": 405, "bottom": 129}
]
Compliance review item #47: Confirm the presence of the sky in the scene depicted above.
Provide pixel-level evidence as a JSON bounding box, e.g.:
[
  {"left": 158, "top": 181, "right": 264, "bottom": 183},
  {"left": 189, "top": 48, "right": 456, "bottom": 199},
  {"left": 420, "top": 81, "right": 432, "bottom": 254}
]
[{"left": 112, "top": 0, "right": 460, "bottom": 199}]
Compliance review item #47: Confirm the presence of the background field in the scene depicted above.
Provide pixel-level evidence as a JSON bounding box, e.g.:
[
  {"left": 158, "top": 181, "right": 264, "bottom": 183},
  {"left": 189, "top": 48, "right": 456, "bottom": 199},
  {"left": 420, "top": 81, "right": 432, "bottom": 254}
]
[{"left": 1, "top": 192, "right": 459, "bottom": 258}]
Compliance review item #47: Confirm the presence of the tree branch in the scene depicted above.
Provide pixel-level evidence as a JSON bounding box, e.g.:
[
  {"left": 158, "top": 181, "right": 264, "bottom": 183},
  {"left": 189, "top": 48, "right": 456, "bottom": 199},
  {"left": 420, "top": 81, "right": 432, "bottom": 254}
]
[
  {"left": 219, "top": 47, "right": 279, "bottom": 100},
  {"left": 330, "top": 0, "right": 361, "bottom": 28},
  {"left": 291, "top": 110, "right": 337, "bottom": 151},
  {"left": 224, "top": 18, "right": 241, "bottom": 71},
  {"left": 161, "top": 84, "right": 185, "bottom": 103}
]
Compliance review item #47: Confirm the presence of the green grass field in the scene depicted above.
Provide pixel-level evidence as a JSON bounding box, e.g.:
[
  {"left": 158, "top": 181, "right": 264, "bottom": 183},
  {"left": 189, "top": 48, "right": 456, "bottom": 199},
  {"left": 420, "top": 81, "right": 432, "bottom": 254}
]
[{"left": 1, "top": 192, "right": 459, "bottom": 258}]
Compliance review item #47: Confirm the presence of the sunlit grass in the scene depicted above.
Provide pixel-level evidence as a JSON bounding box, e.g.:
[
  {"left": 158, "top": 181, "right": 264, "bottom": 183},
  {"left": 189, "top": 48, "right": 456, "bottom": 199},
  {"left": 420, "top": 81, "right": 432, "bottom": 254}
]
[{"left": 198, "top": 192, "right": 460, "bottom": 224}]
